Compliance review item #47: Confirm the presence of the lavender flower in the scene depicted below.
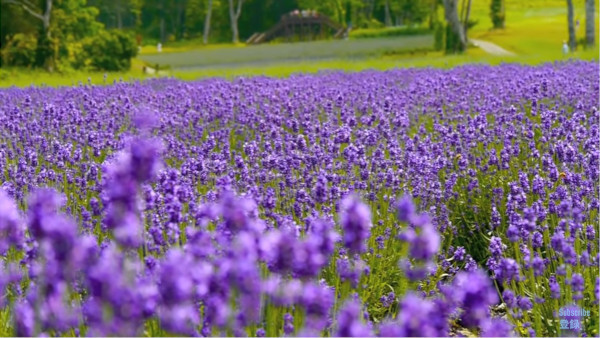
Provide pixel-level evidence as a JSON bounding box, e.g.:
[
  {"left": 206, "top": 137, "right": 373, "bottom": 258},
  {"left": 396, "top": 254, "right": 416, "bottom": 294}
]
[
  {"left": 480, "top": 318, "right": 514, "bottom": 337},
  {"left": 489, "top": 236, "right": 506, "bottom": 258},
  {"left": 400, "top": 222, "right": 440, "bottom": 262},
  {"left": 335, "top": 299, "right": 373, "bottom": 337},
  {"left": 283, "top": 313, "right": 294, "bottom": 335},
  {"left": 340, "top": 195, "right": 372, "bottom": 254},
  {"left": 450, "top": 269, "right": 498, "bottom": 328},
  {"left": 0, "top": 61, "right": 597, "bottom": 338},
  {"left": 396, "top": 195, "right": 416, "bottom": 223},
  {"left": 0, "top": 190, "right": 24, "bottom": 255},
  {"left": 571, "top": 273, "right": 585, "bottom": 293},
  {"left": 494, "top": 258, "right": 520, "bottom": 283},
  {"left": 503, "top": 289, "right": 517, "bottom": 309},
  {"left": 549, "top": 276, "right": 561, "bottom": 299},
  {"left": 390, "top": 293, "right": 449, "bottom": 336},
  {"left": 532, "top": 256, "right": 545, "bottom": 276}
]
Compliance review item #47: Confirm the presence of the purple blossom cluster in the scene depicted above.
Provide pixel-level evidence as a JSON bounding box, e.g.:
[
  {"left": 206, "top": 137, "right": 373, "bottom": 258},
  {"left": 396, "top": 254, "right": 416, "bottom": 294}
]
[{"left": 0, "top": 61, "right": 598, "bottom": 337}]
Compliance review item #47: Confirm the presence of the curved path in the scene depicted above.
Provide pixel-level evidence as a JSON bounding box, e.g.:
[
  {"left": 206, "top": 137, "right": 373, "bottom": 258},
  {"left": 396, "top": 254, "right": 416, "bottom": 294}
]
[{"left": 470, "top": 39, "right": 516, "bottom": 56}]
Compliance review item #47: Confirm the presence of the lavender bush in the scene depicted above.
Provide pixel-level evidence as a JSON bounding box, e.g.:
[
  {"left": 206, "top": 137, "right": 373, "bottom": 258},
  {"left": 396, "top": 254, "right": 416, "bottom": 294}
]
[{"left": 0, "top": 61, "right": 598, "bottom": 337}]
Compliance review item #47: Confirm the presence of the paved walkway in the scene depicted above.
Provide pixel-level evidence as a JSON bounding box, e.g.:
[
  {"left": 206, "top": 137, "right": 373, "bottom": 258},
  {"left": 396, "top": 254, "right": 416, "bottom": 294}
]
[{"left": 470, "top": 39, "right": 516, "bottom": 56}]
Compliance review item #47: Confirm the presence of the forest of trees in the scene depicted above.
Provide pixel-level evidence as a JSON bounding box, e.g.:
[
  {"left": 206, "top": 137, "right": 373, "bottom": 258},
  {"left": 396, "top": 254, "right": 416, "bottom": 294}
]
[
  {"left": 0, "top": 0, "right": 596, "bottom": 71},
  {"left": 1, "top": 0, "right": 436, "bottom": 47}
]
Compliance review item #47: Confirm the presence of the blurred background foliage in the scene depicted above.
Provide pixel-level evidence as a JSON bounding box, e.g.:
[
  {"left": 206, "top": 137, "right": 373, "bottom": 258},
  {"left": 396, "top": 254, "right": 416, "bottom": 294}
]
[
  {"left": 0, "top": 0, "right": 444, "bottom": 72},
  {"left": 0, "top": 0, "right": 596, "bottom": 76}
]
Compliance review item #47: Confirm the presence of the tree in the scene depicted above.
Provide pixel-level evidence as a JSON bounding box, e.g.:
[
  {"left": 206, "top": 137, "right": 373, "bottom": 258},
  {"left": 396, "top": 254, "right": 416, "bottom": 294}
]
[
  {"left": 142, "top": 0, "right": 168, "bottom": 43},
  {"left": 428, "top": 0, "right": 439, "bottom": 29},
  {"left": 52, "top": 0, "right": 104, "bottom": 70},
  {"left": 82, "top": 29, "right": 137, "bottom": 71},
  {"left": 585, "top": 0, "right": 595, "bottom": 47},
  {"left": 171, "top": 0, "right": 188, "bottom": 40},
  {"left": 333, "top": 0, "right": 345, "bottom": 26},
  {"left": 228, "top": 0, "right": 243, "bottom": 43},
  {"left": 204, "top": 0, "right": 213, "bottom": 44},
  {"left": 364, "top": 0, "right": 375, "bottom": 22},
  {"left": 443, "top": 0, "right": 466, "bottom": 53},
  {"left": 461, "top": 0, "right": 472, "bottom": 41},
  {"left": 109, "top": 0, "right": 127, "bottom": 29},
  {"left": 490, "top": 0, "right": 504, "bottom": 29},
  {"left": 2, "top": 0, "right": 52, "bottom": 33},
  {"left": 0, "top": 2, "right": 39, "bottom": 48},
  {"left": 87, "top": 0, "right": 140, "bottom": 29},
  {"left": 383, "top": 0, "right": 391, "bottom": 26},
  {"left": 405, "top": 0, "right": 430, "bottom": 26},
  {"left": 298, "top": 0, "right": 349, "bottom": 26},
  {"left": 2, "top": 0, "right": 54, "bottom": 70},
  {"left": 566, "top": 0, "right": 576, "bottom": 51}
]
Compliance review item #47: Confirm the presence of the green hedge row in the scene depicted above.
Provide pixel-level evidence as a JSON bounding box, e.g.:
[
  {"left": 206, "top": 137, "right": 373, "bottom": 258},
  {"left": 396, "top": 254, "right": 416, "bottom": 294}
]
[{"left": 350, "top": 26, "right": 432, "bottom": 39}]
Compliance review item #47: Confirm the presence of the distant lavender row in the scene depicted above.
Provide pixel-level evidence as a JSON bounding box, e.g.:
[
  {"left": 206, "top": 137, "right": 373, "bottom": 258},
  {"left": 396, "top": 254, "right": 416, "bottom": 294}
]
[{"left": 0, "top": 61, "right": 598, "bottom": 337}]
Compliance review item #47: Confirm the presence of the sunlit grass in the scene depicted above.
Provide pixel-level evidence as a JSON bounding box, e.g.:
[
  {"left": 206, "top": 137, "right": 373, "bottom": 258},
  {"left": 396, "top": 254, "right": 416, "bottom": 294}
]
[{"left": 470, "top": 6, "right": 598, "bottom": 57}]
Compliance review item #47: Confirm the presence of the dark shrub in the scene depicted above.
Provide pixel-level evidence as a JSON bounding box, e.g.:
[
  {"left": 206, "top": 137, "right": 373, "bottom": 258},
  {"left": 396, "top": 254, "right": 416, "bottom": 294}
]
[{"left": 83, "top": 30, "right": 137, "bottom": 71}]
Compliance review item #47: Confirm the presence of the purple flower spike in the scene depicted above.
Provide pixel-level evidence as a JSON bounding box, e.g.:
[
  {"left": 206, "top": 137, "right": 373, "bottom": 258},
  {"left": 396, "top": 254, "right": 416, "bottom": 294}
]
[
  {"left": 451, "top": 269, "right": 498, "bottom": 328},
  {"left": 480, "top": 318, "right": 514, "bottom": 337},
  {"left": 0, "top": 190, "right": 24, "bottom": 255},
  {"left": 405, "top": 223, "right": 440, "bottom": 261},
  {"left": 340, "top": 195, "right": 372, "bottom": 254},
  {"left": 335, "top": 299, "right": 373, "bottom": 337},
  {"left": 129, "top": 138, "right": 163, "bottom": 182},
  {"left": 393, "top": 293, "right": 448, "bottom": 336},
  {"left": 396, "top": 195, "right": 416, "bottom": 223}
]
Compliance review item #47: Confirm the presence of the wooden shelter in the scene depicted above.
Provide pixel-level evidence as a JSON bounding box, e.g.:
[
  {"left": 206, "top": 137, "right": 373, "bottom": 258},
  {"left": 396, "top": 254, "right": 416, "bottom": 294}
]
[{"left": 246, "top": 10, "right": 348, "bottom": 44}]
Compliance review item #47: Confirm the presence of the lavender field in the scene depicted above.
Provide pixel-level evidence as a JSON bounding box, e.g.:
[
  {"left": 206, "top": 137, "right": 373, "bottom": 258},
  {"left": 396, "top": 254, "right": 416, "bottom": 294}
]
[{"left": 0, "top": 61, "right": 598, "bottom": 337}]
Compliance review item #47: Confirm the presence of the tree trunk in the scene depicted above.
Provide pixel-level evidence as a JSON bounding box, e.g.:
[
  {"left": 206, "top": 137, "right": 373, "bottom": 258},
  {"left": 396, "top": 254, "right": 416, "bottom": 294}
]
[
  {"left": 384, "top": 0, "right": 391, "bottom": 27},
  {"left": 3, "top": 0, "right": 52, "bottom": 33},
  {"left": 500, "top": 0, "right": 504, "bottom": 28},
  {"left": 365, "top": 0, "right": 375, "bottom": 21},
  {"left": 585, "top": 0, "right": 595, "bottom": 46},
  {"left": 43, "top": 0, "right": 51, "bottom": 33},
  {"left": 114, "top": 0, "right": 122, "bottom": 29},
  {"left": 117, "top": 10, "right": 123, "bottom": 29},
  {"left": 567, "top": 0, "right": 576, "bottom": 51},
  {"left": 429, "top": 0, "right": 437, "bottom": 29},
  {"left": 160, "top": 16, "right": 165, "bottom": 43},
  {"left": 178, "top": 3, "right": 185, "bottom": 39},
  {"left": 443, "top": 0, "right": 466, "bottom": 53},
  {"left": 463, "top": 0, "right": 472, "bottom": 42},
  {"left": 490, "top": 0, "right": 505, "bottom": 29},
  {"left": 228, "top": 0, "right": 243, "bottom": 43},
  {"left": 228, "top": 0, "right": 239, "bottom": 43},
  {"left": 39, "top": 0, "right": 53, "bottom": 71},
  {"left": 335, "top": 0, "right": 345, "bottom": 26},
  {"left": 203, "top": 0, "right": 213, "bottom": 44},
  {"left": 460, "top": 0, "right": 467, "bottom": 27}
]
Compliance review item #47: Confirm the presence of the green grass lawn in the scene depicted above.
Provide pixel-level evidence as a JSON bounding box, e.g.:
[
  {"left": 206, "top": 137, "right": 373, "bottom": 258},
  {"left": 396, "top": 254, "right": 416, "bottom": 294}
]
[
  {"left": 469, "top": 2, "right": 598, "bottom": 59},
  {"left": 0, "top": 0, "right": 597, "bottom": 88},
  {"left": 468, "top": 0, "right": 591, "bottom": 28}
]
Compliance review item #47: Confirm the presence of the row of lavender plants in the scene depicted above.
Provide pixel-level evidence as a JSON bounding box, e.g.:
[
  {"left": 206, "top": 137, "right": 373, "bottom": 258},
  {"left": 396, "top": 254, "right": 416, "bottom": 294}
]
[{"left": 0, "top": 61, "right": 598, "bottom": 337}]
